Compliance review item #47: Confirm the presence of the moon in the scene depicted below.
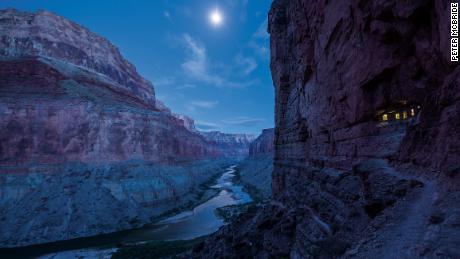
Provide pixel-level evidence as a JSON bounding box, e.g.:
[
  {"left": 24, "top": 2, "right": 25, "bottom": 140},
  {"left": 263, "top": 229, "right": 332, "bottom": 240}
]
[{"left": 209, "top": 8, "right": 223, "bottom": 27}]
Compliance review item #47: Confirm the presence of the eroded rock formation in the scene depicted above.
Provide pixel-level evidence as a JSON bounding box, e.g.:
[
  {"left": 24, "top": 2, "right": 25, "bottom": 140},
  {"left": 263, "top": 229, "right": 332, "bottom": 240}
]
[
  {"left": 0, "top": 9, "right": 155, "bottom": 106},
  {"left": 193, "top": 0, "right": 460, "bottom": 258},
  {"left": 249, "top": 128, "right": 274, "bottom": 157},
  {"left": 0, "top": 159, "right": 230, "bottom": 247},
  {"left": 0, "top": 9, "right": 221, "bottom": 165}
]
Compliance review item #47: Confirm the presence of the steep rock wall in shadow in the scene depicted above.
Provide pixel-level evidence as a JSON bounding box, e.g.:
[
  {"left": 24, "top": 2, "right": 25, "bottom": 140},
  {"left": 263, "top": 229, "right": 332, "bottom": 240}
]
[
  {"left": 249, "top": 128, "right": 274, "bottom": 157},
  {"left": 269, "top": 0, "right": 459, "bottom": 196},
  {"left": 193, "top": 1, "right": 460, "bottom": 258}
]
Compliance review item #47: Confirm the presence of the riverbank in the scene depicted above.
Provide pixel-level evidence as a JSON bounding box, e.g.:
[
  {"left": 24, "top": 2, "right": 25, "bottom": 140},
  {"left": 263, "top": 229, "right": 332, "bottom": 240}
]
[
  {"left": 235, "top": 154, "right": 273, "bottom": 200},
  {"left": 5, "top": 162, "right": 260, "bottom": 259},
  {"left": 112, "top": 237, "right": 206, "bottom": 258},
  {"left": 111, "top": 164, "right": 256, "bottom": 258},
  {"left": 215, "top": 154, "right": 273, "bottom": 222},
  {"left": 139, "top": 165, "right": 251, "bottom": 241},
  {"left": 111, "top": 160, "right": 273, "bottom": 258},
  {"left": 0, "top": 159, "right": 241, "bottom": 258}
]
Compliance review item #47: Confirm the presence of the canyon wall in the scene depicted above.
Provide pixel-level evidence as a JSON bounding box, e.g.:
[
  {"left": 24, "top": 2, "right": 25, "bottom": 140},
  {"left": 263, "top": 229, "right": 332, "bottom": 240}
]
[
  {"left": 0, "top": 9, "right": 220, "bottom": 165},
  {"left": 269, "top": 0, "right": 459, "bottom": 191},
  {"left": 0, "top": 9, "right": 155, "bottom": 106},
  {"left": 248, "top": 128, "right": 274, "bottom": 157},
  {"left": 0, "top": 159, "right": 231, "bottom": 247},
  {"left": 235, "top": 129, "right": 274, "bottom": 200},
  {"left": 194, "top": 0, "right": 460, "bottom": 258},
  {"left": 0, "top": 9, "right": 232, "bottom": 247}
]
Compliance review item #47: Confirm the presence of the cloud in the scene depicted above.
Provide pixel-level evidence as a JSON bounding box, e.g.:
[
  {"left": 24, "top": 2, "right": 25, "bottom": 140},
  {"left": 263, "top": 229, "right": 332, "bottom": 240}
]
[
  {"left": 249, "top": 41, "right": 270, "bottom": 59},
  {"left": 190, "top": 100, "right": 218, "bottom": 109},
  {"left": 221, "top": 116, "right": 266, "bottom": 127},
  {"left": 166, "top": 3, "right": 193, "bottom": 19},
  {"left": 253, "top": 19, "right": 269, "bottom": 39},
  {"left": 249, "top": 19, "right": 270, "bottom": 59},
  {"left": 185, "top": 100, "right": 219, "bottom": 111},
  {"left": 153, "top": 77, "right": 175, "bottom": 87},
  {"left": 181, "top": 34, "right": 256, "bottom": 88},
  {"left": 235, "top": 54, "right": 257, "bottom": 75},
  {"left": 181, "top": 34, "right": 210, "bottom": 81},
  {"left": 176, "top": 83, "right": 196, "bottom": 90},
  {"left": 164, "top": 11, "right": 171, "bottom": 20},
  {"left": 195, "top": 120, "right": 221, "bottom": 131}
]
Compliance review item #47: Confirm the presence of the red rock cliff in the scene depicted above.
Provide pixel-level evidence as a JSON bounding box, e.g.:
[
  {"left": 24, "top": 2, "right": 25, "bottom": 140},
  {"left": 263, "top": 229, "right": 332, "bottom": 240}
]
[
  {"left": 0, "top": 9, "right": 220, "bottom": 165},
  {"left": 0, "top": 9, "right": 154, "bottom": 106}
]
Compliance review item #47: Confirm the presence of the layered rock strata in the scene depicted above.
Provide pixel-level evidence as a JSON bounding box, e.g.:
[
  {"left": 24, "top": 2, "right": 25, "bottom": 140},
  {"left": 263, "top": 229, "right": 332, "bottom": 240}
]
[
  {"left": 0, "top": 9, "right": 227, "bottom": 247},
  {"left": 0, "top": 9, "right": 220, "bottom": 165},
  {"left": 0, "top": 159, "right": 231, "bottom": 246}
]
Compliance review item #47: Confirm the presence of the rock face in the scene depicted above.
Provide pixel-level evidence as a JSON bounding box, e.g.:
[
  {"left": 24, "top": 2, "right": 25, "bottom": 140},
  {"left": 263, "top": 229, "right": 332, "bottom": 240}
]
[
  {"left": 236, "top": 155, "right": 273, "bottom": 200},
  {"left": 200, "top": 131, "right": 255, "bottom": 157},
  {"left": 0, "top": 9, "right": 231, "bottom": 247},
  {"left": 0, "top": 9, "right": 220, "bottom": 165},
  {"left": 249, "top": 128, "right": 274, "bottom": 157},
  {"left": 269, "top": 0, "right": 459, "bottom": 178},
  {"left": 174, "top": 114, "right": 198, "bottom": 133},
  {"left": 0, "top": 9, "right": 155, "bottom": 106},
  {"left": 0, "top": 159, "right": 231, "bottom": 247},
  {"left": 236, "top": 128, "right": 274, "bottom": 200},
  {"left": 193, "top": 0, "right": 460, "bottom": 258}
]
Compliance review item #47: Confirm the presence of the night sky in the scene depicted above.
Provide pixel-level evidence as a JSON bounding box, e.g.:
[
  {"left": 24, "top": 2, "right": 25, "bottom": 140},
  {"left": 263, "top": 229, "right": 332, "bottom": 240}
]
[{"left": 0, "top": 0, "right": 274, "bottom": 135}]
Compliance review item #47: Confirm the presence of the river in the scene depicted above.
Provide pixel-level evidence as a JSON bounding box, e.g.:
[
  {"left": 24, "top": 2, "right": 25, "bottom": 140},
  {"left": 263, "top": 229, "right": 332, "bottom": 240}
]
[{"left": 0, "top": 165, "right": 252, "bottom": 258}]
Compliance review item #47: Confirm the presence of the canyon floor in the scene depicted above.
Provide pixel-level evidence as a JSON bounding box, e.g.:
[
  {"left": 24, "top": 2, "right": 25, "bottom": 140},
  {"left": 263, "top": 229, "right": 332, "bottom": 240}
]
[{"left": 0, "top": 156, "right": 272, "bottom": 258}]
